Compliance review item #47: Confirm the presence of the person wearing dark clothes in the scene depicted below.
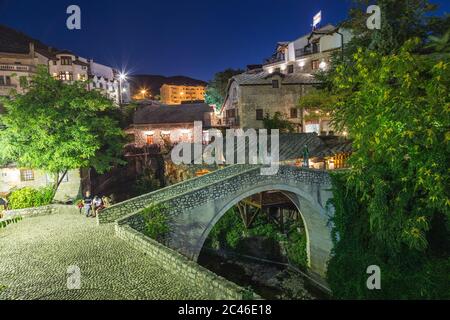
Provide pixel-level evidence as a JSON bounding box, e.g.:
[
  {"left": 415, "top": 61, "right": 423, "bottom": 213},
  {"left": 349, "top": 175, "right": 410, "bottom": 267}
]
[
  {"left": 83, "top": 191, "right": 93, "bottom": 217},
  {"left": 0, "top": 197, "right": 7, "bottom": 211}
]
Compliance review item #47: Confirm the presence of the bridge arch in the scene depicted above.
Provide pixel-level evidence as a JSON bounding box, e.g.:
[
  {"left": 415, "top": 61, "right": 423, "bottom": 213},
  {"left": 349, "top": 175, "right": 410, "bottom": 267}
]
[{"left": 169, "top": 178, "right": 333, "bottom": 278}]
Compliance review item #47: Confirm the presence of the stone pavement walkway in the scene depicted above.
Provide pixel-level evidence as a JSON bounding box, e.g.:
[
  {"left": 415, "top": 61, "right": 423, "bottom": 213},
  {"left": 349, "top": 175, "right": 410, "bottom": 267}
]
[{"left": 0, "top": 211, "right": 206, "bottom": 300}]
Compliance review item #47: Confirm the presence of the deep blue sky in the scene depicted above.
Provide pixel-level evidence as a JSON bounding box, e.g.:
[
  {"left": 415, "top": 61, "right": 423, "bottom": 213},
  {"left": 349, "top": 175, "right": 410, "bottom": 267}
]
[{"left": 0, "top": 0, "right": 449, "bottom": 81}]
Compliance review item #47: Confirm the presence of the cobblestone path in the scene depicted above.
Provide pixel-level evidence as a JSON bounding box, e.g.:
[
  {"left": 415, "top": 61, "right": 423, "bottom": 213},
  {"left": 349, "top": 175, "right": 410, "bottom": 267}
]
[{"left": 0, "top": 212, "right": 206, "bottom": 300}]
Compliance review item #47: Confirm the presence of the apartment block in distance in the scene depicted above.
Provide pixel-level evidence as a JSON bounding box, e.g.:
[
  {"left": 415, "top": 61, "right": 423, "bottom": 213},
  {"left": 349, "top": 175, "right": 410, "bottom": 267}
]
[{"left": 160, "top": 84, "right": 206, "bottom": 105}]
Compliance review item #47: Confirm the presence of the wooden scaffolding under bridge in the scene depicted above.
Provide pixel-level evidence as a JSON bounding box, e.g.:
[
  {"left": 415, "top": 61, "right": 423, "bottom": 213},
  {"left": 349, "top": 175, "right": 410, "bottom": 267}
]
[{"left": 237, "top": 191, "right": 299, "bottom": 232}]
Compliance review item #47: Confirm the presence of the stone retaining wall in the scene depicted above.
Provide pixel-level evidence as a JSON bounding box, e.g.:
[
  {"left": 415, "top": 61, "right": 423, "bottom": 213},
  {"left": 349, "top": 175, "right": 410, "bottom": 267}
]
[
  {"left": 115, "top": 220, "right": 260, "bottom": 300},
  {"left": 3, "top": 204, "right": 78, "bottom": 219}
]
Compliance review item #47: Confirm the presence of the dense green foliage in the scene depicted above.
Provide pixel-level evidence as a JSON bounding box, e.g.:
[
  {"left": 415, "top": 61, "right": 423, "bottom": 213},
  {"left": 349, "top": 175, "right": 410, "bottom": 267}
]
[
  {"left": 206, "top": 208, "right": 309, "bottom": 269},
  {"left": 205, "top": 68, "right": 244, "bottom": 109},
  {"left": 141, "top": 203, "right": 170, "bottom": 242},
  {"left": 326, "top": 43, "right": 450, "bottom": 299},
  {"left": 0, "top": 67, "right": 126, "bottom": 199},
  {"left": 331, "top": 41, "right": 449, "bottom": 253},
  {"left": 132, "top": 168, "right": 161, "bottom": 197},
  {"left": 284, "top": 225, "right": 308, "bottom": 270},
  {"left": 263, "top": 112, "right": 295, "bottom": 133},
  {"left": 328, "top": 172, "right": 450, "bottom": 299},
  {"left": 296, "top": 0, "right": 450, "bottom": 299},
  {"left": 7, "top": 187, "right": 54, "bottom": 209}
]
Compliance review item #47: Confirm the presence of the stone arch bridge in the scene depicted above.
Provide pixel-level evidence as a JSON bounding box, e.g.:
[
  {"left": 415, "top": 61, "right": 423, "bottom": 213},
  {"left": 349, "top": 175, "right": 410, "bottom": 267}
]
[{"left": 98, "top": 165, "right": 334, "bottom": 277}]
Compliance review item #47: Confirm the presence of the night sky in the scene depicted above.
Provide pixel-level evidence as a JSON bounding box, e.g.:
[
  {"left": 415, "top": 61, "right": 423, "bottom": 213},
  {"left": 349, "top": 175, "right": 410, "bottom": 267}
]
[{"left": 1, "top": 0, "right": 449, "bottom": 81}]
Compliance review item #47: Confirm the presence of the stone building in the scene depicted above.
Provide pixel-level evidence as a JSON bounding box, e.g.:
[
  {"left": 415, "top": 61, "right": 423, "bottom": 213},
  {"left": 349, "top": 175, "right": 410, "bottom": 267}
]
[
  {"left": 126, "top": 102, "right": 217, "bottom": 147},
  {"left": 221, "top": 24, "right": 352, "bottom": 135},
  {"left": 160, "top": 84, "right": 206, "bottom": 105},
  {"left": 0, "top": 24, "right": 130, "bottom": 103},
  {"left": 221, "top": 70, "right": 319, "bottom": 132}
]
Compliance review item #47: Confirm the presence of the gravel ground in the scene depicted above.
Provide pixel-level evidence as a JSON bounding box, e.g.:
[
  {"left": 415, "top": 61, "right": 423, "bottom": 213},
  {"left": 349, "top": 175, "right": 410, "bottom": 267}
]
[{"left": 0, "top": 212, "right": 206, "bottom": 300}]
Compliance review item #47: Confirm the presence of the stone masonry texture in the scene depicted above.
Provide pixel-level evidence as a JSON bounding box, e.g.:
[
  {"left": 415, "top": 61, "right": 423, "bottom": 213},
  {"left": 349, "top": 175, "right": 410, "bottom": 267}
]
[{"left": 0, "top": 210, "right": 210, "bottom": 300}]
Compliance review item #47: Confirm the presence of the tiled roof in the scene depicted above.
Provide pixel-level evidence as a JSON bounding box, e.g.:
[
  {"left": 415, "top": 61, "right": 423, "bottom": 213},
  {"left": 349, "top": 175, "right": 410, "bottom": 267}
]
[
  {"left": 133, "top": 103, "right": 213, "bottom": 125},
  {"left": 224, "top": 133, "right": 352, "bottom": 161},
  {"left": 232, "top": 70, "right": 320, "bottom": 86}
]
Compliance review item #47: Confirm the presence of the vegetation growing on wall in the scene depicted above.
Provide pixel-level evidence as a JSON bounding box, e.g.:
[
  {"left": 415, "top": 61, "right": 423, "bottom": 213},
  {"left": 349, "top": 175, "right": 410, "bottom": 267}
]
[
  {"left": 263, "top": 112, "right": 296, "bottom": 133},
  {"left": 140, "top": 203, "right": 170, "bottom": 242},
  {"left": 7, "top": 187, "right": 54, "bottom": 209}
]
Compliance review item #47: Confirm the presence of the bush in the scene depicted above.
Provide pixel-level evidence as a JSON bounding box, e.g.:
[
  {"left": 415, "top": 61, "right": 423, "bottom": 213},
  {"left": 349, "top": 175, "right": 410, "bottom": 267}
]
[
  {"left": 7, "top": 187, "right": 54, "bottom": 209},
  {"left": 132, "top": 168, "right": 161, "bottom": 197},
  {"left": 327, "top": 171, "right": 450, "bottom": 299},
  {"left": 285, "top": 226, "right": 308, "bottom": 270},
  {"left": 141, "top": 203, "right": 170, "bottom": 242}
]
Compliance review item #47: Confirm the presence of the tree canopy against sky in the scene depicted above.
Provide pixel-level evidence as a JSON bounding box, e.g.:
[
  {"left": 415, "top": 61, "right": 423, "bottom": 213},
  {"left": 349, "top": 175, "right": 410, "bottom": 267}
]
[
  {"left": 0, "top": 67, "right": 125, "bottom": 198},
  {"left": 205, "top": 68, "right": 244, "bottom": 110}
]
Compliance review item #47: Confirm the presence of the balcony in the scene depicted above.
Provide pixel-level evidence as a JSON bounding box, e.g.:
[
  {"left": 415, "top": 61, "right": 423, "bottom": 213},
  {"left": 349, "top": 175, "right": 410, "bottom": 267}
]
[
  {"left": 0, "top": 64, "right": 35, "bottom": 73},
  {"left": 223, "top": 118, "right": 240, "bottom": 127},
  {"left": 295, "top": 45, "right": 320, "bottom": 59}
]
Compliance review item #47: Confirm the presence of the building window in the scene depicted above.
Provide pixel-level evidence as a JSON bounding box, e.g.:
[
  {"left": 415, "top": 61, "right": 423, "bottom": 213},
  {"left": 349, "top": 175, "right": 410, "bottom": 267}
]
[
  {"left": 146, "top": 134, "right": 154, "bottom": 145},
  {"left": 290, "top": 108, "right": 298, "bottom": 119},
  {"left": 59, "top": 71, "right": 73, "bottom": 81},
  {"left": 53, "top": 60, "right": 57, "bottom": 65},
  {"left": 288, "top": 65, "right": 294, "bottom": 74},
  {"left": 60, "top": 56, "right": 73, "bottom": 65},
  {"left": 0, "top": 76, "right": 11, "bottom": 86},
  {"left": 275, "top": 68, "right": 281, "bottom": 73},
  {"left": 312, "top": 60, "right": 320, "bottom": 70},
  {"left": 20, "top": 169, "right": 34, "bottom": 182},
  {"left": 256, "top": 109, "right": 264, "bottom": 121},
  {"left": 226, "top": 109, "right": 236, "bottom": 118},
  {"left": 272, "top": 80, "right": 279, "bottom": 88}
]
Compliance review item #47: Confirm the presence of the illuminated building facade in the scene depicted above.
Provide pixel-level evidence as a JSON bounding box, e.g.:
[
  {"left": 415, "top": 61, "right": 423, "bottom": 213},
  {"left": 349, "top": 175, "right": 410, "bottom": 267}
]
[{"left": 160, "top": 84, "right": 206, "bottom": 105}]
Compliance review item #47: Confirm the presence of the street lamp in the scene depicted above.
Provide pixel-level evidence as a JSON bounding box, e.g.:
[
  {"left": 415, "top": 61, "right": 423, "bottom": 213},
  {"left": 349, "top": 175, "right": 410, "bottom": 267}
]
[{"left": 118, "top": 72, "right": 127, "bottom": 105}]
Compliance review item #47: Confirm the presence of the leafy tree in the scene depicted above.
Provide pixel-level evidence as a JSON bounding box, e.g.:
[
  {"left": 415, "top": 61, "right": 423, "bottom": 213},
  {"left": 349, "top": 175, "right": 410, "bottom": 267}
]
[
  {"left": 326, "top": 41, "right": 450, "bottom": 298},
  {"left": 263, "top": 112, "right": 295, "bottom": 133},
  {"left": 205, "top": 68, "right": 244, "bottom": 109},
  {"left": 0, "top": 67, "right": 126, "bottom": 200},
  {"left": 342, "top": 0, "right": 447, "bottom": 56}
]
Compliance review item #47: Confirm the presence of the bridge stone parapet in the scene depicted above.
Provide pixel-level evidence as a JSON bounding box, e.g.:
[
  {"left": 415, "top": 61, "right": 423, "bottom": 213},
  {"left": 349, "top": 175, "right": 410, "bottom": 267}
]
[{"left": 97, "top": 164, "right": 259, "bottom": 224}]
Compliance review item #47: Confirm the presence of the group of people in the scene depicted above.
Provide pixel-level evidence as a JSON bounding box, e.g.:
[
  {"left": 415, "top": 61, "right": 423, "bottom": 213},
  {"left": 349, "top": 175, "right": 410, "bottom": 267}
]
[{"left": 78, "top": 191, "right": 111, "bottom": 218}]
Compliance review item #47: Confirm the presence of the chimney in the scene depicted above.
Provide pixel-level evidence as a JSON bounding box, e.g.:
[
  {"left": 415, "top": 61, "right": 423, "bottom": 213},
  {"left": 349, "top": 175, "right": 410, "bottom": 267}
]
[{"left": 29, "top": 42, "right": 35, "bottom": 57}]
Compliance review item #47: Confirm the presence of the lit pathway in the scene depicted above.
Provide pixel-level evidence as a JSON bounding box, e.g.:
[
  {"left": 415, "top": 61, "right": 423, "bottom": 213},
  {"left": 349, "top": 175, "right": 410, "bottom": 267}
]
[{"left": 0, "top": 211, "right": 205, "bottom": 300}]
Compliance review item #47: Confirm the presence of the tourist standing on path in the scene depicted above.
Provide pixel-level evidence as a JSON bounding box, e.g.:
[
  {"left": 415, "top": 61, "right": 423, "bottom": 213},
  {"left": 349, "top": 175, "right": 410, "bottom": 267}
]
[
  {"left": 83, "top": 191, "right": 93, "bottom": 217},
  {"left": 92, "top": 196, "right": 103, "bottom": 218}
]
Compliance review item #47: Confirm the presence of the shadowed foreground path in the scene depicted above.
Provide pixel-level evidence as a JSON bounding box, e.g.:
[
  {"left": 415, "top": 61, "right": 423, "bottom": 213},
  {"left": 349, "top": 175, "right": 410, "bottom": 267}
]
[{"left": 0, "top": 212, "right": 205, "bottom": 300}]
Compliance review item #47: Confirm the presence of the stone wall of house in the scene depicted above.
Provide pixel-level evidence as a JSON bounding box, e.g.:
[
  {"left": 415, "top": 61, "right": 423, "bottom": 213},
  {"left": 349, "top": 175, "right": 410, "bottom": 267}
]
[
  {"left": 238, "top": 82, "right": 311, "bottom": 130},
  {"left": 115, "top": 221, "right": 259, "bottom": 300},
  {"left": 97, "top": 164, "right": 258, "bottom": 224}
]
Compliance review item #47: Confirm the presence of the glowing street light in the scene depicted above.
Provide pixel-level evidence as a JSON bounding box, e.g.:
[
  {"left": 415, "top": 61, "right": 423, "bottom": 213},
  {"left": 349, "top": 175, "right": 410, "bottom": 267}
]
[
  {"left": 117, "top": 72, "right": 128, "bottom": 105},
  {"left": 140, "top": 88, "right": 148, "bottom": 99}
]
